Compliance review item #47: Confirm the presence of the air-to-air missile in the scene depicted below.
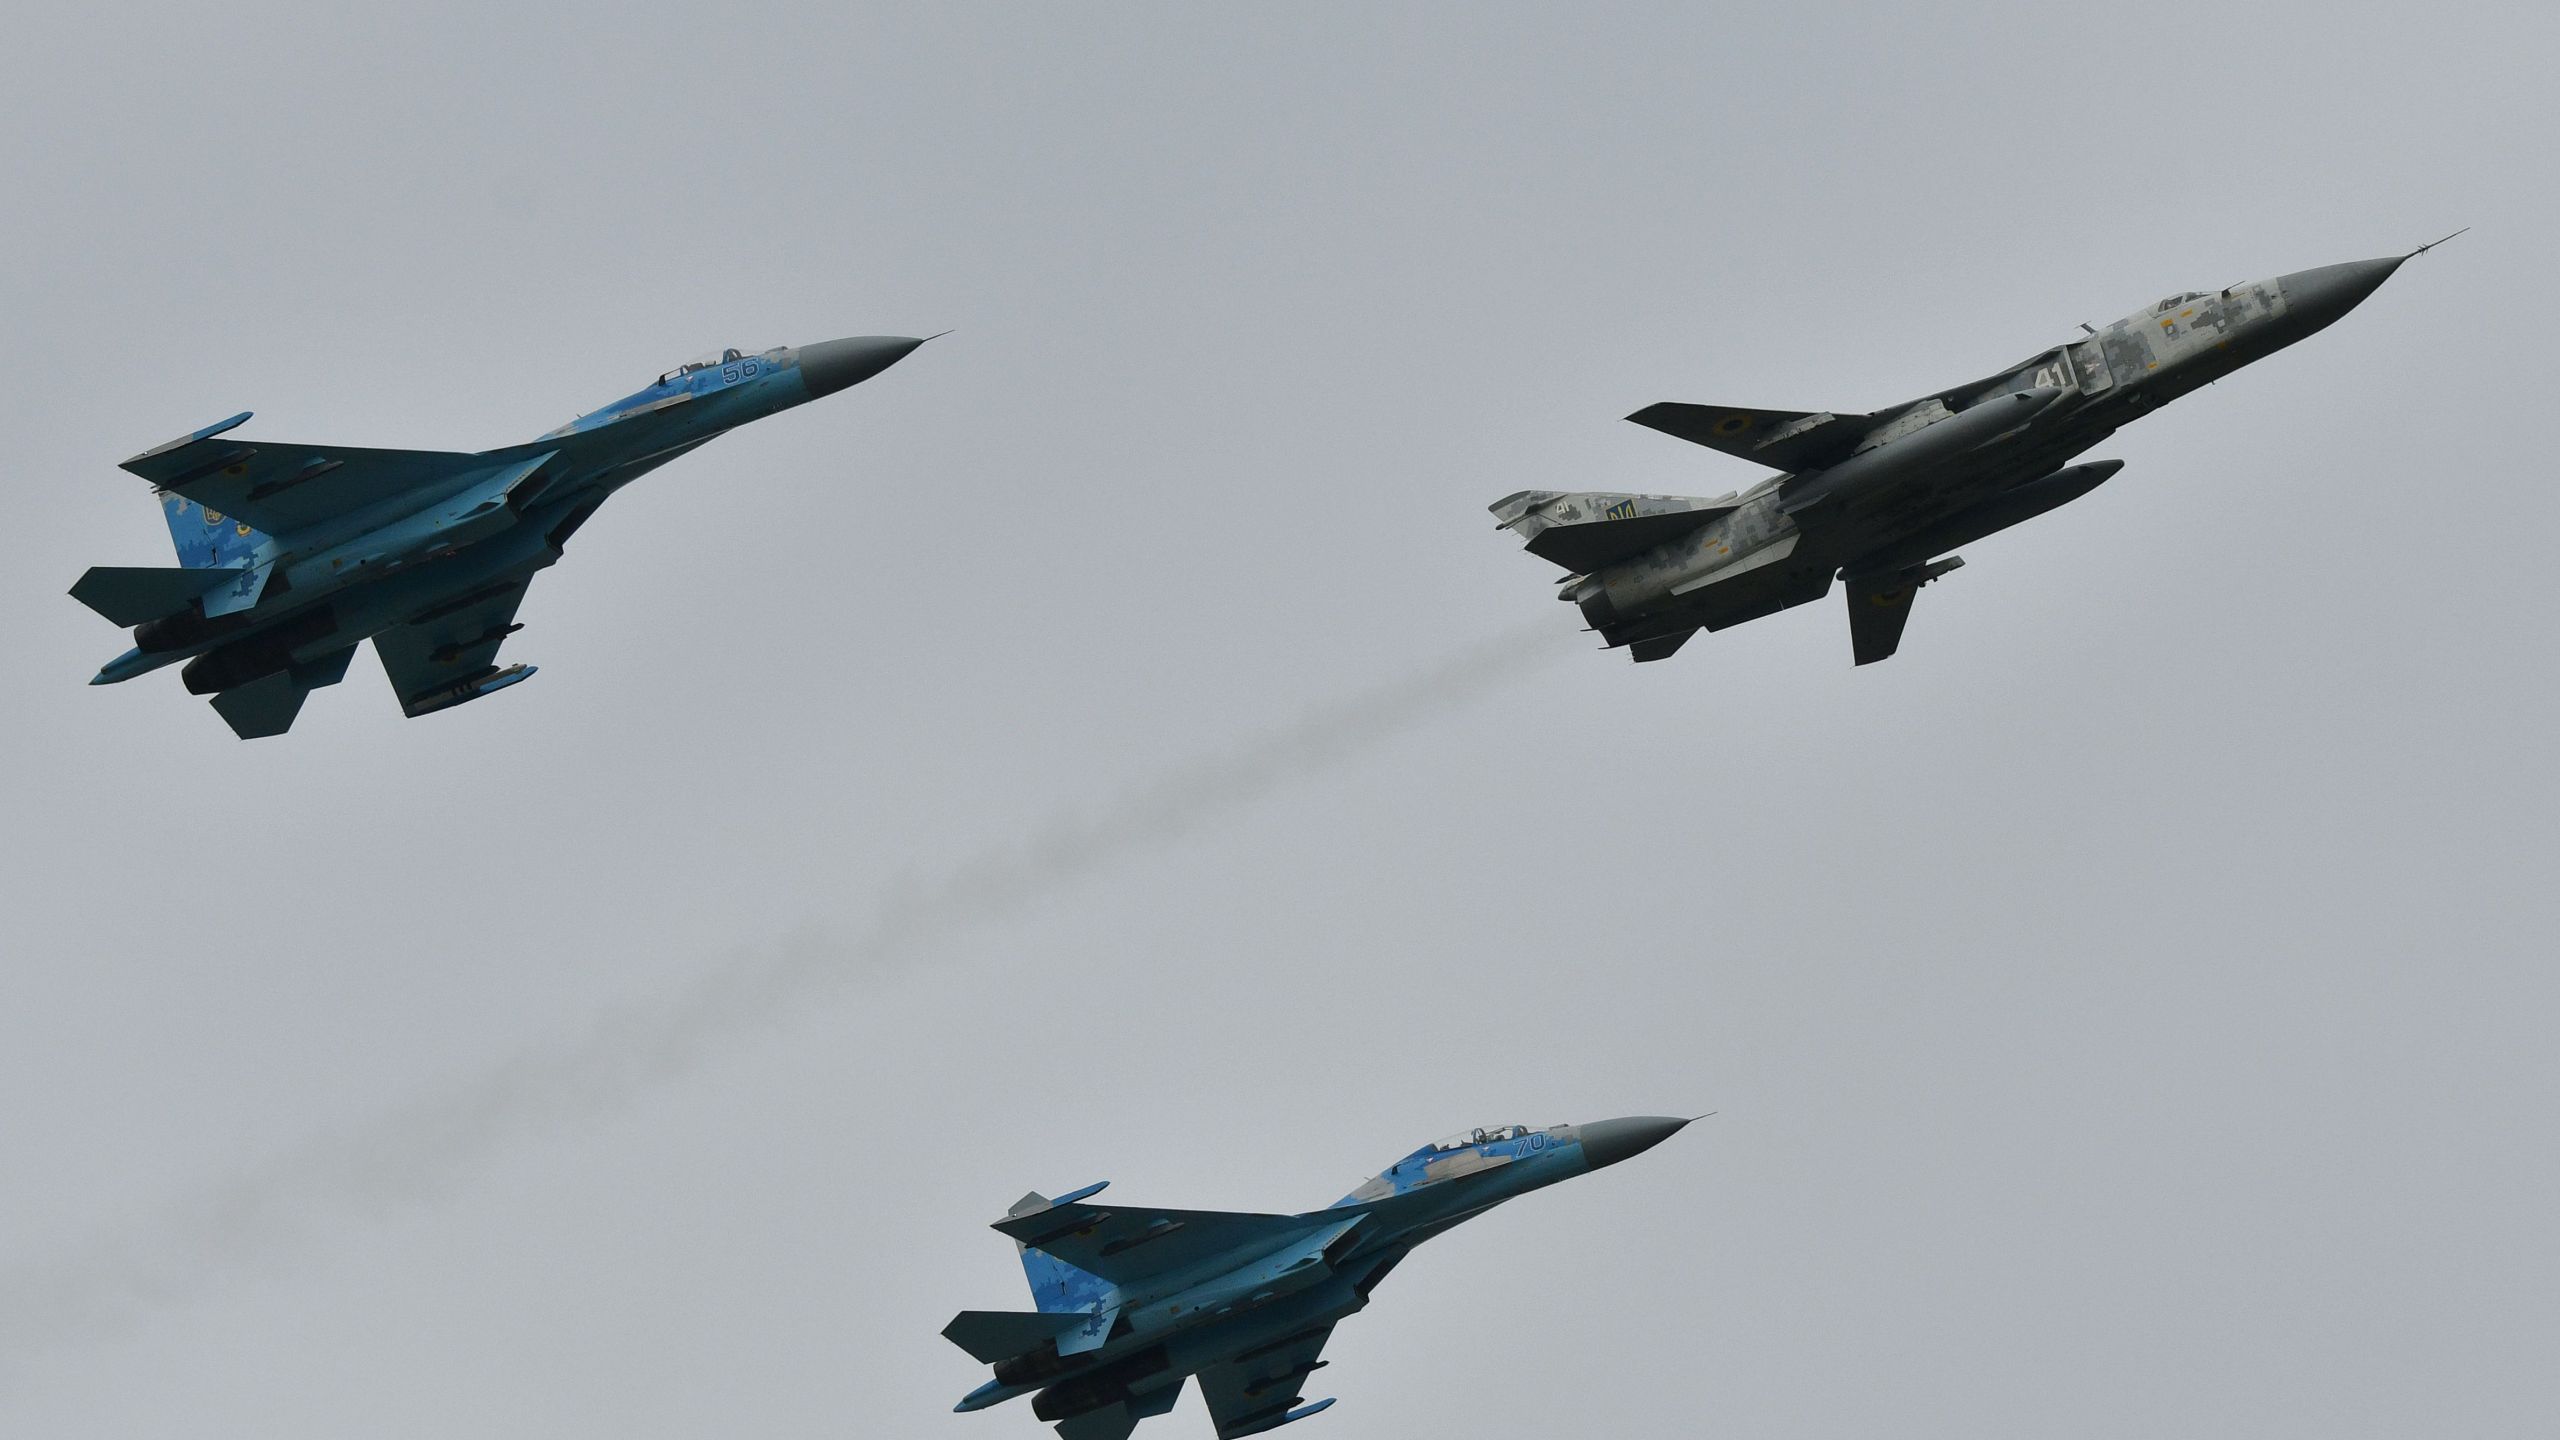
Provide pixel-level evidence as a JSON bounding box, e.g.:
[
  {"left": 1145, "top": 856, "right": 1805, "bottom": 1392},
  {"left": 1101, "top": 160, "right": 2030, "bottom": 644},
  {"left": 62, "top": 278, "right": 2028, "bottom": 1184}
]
[
  {"left": 1491, "top": 238, "right": 2461, "bottom": 664},
  {"left": 72, "top": 335, "right": 930, "bottom": 736},
  {"left": 944, "top": 1115, "right": 1694, "bottom": 1440}
]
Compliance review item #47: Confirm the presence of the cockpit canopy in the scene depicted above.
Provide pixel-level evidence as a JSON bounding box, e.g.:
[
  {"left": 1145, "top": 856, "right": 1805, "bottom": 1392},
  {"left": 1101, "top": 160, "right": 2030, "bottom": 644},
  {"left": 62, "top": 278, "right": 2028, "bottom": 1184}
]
[
  {"left": 658, "top": 348, "right": 747, "bottom": 385},
  {"left": 2154, "top": 292, "right": 2208, "bottom": 313},
  {"left": 1429, "top": 1124, "right": 1528, "bottom": 1152}
]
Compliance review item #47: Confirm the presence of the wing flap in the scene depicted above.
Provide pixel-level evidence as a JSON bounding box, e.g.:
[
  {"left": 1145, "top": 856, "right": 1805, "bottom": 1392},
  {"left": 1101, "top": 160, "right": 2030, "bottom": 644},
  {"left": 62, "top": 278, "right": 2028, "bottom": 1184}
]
[
  {"left": 1489, "top": 490, "right": 1739, "bottom": 572},
  {"left": 69, "top": 565, "right": 243, "bottom": 626}
]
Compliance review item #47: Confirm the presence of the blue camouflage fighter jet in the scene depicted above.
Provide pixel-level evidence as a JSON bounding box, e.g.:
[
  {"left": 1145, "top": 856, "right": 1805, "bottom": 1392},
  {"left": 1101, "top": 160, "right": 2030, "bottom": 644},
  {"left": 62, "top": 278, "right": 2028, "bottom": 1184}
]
[
  {"left": 945, "top": 1115, "right": 1695, "bottom": 1440},
  {"left": 72, "top": 335, "right": 929, "bottom": 737}
]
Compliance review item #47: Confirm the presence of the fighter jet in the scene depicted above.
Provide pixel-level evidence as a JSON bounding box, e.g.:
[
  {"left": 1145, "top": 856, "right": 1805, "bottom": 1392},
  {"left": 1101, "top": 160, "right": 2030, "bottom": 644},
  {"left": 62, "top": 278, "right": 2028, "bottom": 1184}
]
[
  {"left": 72, "top": 335, "right": 929, "bottom": 736},
  {"left": 1491, "top": 238, "right": 2460, "bottom": 664},
  {"left": 944, "top": 1115, "right": 1694, "bottom": 1440}
]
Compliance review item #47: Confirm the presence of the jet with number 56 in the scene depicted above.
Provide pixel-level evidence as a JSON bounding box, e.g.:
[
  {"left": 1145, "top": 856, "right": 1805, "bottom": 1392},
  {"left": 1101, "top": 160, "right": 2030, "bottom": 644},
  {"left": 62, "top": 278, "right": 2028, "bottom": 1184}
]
[
  {"left": 72, "top": 335, "right": 929, "bottom": 737},
  {"left": 944, "top": 1114, "right": 1695, "bottom": 1440},
  {"left": 1490, "top": 239, "right": 2457, "bottom": 665}
]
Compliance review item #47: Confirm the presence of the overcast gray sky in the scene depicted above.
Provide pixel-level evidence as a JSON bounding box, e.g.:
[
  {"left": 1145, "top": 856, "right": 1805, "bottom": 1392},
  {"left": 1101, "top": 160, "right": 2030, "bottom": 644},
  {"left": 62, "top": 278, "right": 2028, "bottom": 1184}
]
[{"left": 4, "top": 3, "right": 2555, "bottom": 1436}]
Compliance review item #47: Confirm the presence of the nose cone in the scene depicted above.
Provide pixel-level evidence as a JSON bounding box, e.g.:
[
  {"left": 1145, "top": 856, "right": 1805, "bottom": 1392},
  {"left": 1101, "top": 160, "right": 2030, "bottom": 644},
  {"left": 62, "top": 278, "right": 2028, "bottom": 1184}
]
[
  {"left": 2279, "top": 257, "right": 2406, "bottom": 337},
  {"left": 796, "top": 334, "right": 927, "bottom": 399},
  {"left": 1578, "top": 1115, "right": 1692, "bottom": 1171}
]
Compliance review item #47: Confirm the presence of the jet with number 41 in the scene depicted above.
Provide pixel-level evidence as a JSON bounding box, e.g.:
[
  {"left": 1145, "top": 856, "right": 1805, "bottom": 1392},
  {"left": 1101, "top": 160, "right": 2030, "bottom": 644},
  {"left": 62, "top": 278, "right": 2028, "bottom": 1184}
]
[
  {"left": 72, "top": 335, "right": 929, "bottom": 737},
  {"left": 944, "top": 1114, "right": 1694, "bottom": 1440},
  {"left": 1490, "top": 239, "right": 2458, "bottom": 665}
]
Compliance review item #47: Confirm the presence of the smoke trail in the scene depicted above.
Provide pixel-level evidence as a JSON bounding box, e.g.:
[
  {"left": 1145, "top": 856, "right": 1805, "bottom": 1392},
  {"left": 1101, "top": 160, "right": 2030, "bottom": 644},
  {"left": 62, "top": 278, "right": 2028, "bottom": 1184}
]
[{"left": 0, "top": 624, "right": 1570, "bottom": 1361}]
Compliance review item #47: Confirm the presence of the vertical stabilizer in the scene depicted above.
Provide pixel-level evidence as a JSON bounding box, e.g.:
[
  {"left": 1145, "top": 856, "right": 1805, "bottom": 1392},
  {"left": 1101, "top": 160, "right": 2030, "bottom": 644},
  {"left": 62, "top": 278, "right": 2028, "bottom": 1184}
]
[
  {"left": 161, "top": 491, "right": 268, "bottom": 570},
  {"left": 1009, "top": 1188, "right": 1117, "bottom": 1315}
]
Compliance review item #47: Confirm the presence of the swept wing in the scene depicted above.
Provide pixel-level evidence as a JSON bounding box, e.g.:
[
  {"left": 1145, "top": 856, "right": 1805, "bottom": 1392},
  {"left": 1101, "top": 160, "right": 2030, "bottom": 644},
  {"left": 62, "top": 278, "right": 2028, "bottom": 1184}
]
[
  {"left": 991, "top": 1202, "right": 1321, "bottom": 1291},
  {"left": 1198, "top": 1323, "right": 1340, "bottom": 1439},
  {"left": 120, "top": 414, "right": 507, "bottom": 536},
  {"left": 374, "top": 570, "right": 536, "bottom": 716},
  {"left": 1625, "top": 402, "right": 1872, "bottom": 472}
]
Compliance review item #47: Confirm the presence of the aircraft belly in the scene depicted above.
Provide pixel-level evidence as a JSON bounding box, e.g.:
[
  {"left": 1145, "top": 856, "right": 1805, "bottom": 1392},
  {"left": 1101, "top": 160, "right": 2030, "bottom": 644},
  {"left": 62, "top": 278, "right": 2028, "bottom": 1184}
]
[
  {"left": 282, "top": 528, "right": 559, "bottom": 656},
  {"left": 1834, "top": 417, "right": 2109, "bottom": 539},
  {"left": 1853, "top": 415, "right": 2109, "bottom": 520},
  {"left": 1016, "top": 1290, "right": 1357, "bottom": 1429},
  {"left": 1157, "top": 1287, "right": 1361, "bottom": 1378}
]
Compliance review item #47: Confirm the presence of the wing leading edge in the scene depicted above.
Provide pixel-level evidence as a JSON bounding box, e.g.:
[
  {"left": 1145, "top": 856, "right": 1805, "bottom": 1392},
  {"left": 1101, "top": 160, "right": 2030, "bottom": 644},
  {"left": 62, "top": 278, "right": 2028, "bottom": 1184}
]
[
  {"left": 1626, "top": 402, "right": 1872, "bottom": 472},
  {"left": 120, "top": 418, "right": 510, "bottom": 536},
  {"left": 991, "top": 1202, "right": 1323, "bottom": 1292}
]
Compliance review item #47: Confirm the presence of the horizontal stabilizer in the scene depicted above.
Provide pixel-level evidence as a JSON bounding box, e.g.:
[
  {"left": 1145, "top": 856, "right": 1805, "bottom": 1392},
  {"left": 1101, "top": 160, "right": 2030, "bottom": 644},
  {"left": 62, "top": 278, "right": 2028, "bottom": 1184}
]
[
  {"left": 1490, "top": 490, "right": 1738, "bottom": 572},
  {"left": 208, "top": 670, "right": 310, "bottom": 740},
  {"left": 1627, "top": 630, "right": 1694, "bottom": 664},
  {"left": 70, "top": 565, "right": 243, "bottom": 626},
  {"left": 1056, "top": 1404, "right": 1141, "bottom": 1440},
  {"left": 1627, "top": 403, "right": 1872, "bottom": 473},
  {"left": 941, "top": 1308, "right": 1097, "bottom": 1364}
]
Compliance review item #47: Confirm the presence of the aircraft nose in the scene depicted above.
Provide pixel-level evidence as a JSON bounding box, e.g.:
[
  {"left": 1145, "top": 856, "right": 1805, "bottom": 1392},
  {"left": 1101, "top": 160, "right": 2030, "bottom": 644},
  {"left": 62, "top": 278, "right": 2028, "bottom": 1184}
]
[
  {"left": 2277, "top": 257, "right": 2406, "bottom": 337},
  {"left": 1577, "top": 1115, "right": 1692, "bottom": 1171},
  {"left": 797, "top": 334, "right": 928, "bottom": 399}
]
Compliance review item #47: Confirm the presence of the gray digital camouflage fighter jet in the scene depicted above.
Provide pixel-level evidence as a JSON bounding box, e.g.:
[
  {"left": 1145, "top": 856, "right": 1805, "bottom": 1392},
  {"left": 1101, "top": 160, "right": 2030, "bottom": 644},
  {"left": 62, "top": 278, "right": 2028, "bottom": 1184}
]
[
  {"left": 1491, "top": 238, "right": 2459, "bottom": 664},
  {"left": 945, "top": 1115, "right": 1694, "bottom": 1440}
]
